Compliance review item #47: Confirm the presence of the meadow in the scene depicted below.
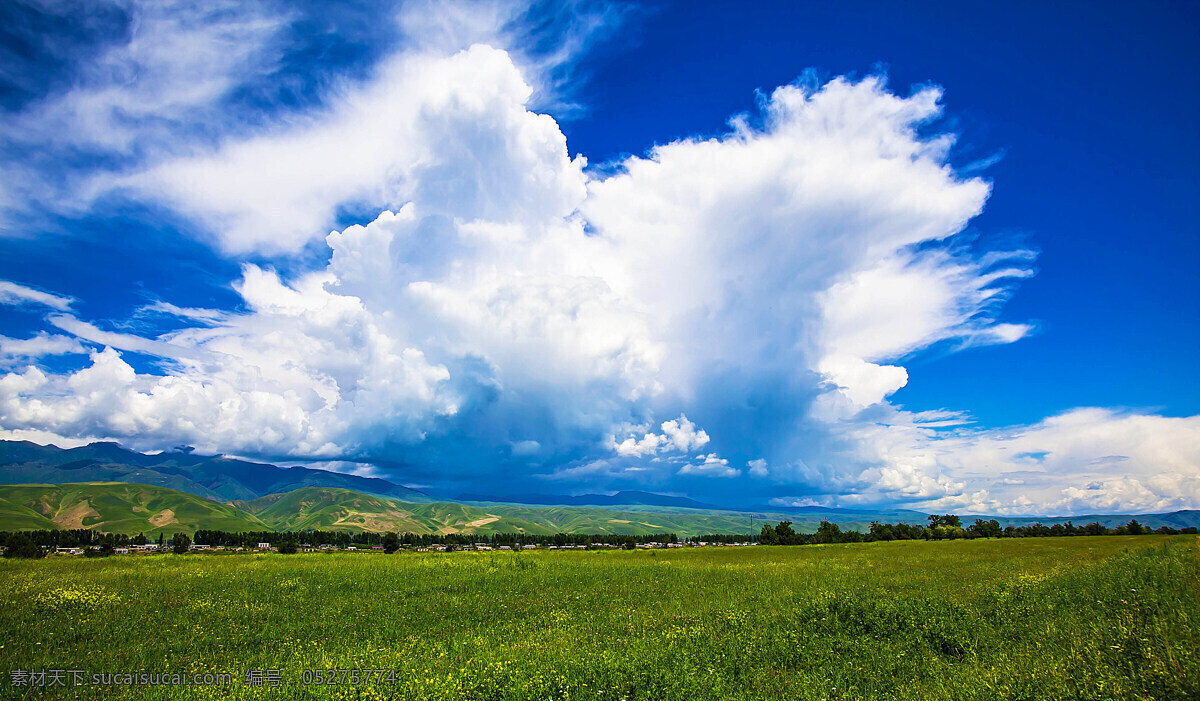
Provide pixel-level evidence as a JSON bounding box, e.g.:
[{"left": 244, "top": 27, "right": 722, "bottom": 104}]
[{"left": 1, "top": 536, "right": 1196, "bottom": 700}]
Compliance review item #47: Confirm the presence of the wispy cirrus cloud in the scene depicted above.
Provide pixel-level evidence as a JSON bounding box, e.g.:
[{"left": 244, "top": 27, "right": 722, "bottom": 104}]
[{"left": 0, "top": 279, "right": 73, "bottom": 311}]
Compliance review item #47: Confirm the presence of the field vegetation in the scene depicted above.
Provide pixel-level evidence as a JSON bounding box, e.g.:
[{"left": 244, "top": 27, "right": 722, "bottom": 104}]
[{"left": 1, "top": 535, "right": 1196, "bottom": 700}]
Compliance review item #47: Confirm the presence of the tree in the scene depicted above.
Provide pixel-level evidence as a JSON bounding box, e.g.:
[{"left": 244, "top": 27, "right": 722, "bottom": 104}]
[
  {"left": 382, "top": 532, "right": 400, "bottom": 554},
  {"left": 277, "top": 540, "right": 298, "bottom": 554},
  {"left": 132, "top": 532, "right": 148, "bottom": 546},
  {"left": 869, "top": 521, "right": 895, "bottom": 541},
  {"left": 4, "top": 532, "right": 44, "bottom": 559},
  {"left": 758, "top": 523, "right": 779, "bottom": 545},
  {"left": 814, "top": 520, "right": 842, "bottom": 544},
  {"left": 969, "top": 519, "right": 1001, "bottom": 539},
  {"left": 774, "top": 521, "right": 800, "bottom": 545},
  {"left": 172, "top": 532, "right": 191, "bottom": 554},
  {"left": 1120, "top": 519, "right": 1145, "bottom": 535},
  {"left": 928, "top": 514, "right": 962, "bottom": 529}
]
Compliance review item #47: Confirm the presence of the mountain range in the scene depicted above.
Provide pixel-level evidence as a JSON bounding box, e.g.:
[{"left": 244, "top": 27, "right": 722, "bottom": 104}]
[
  {"left": 0, "top": 440, "right": 1197, "bottom": 536},
  {"left": 0, "top": 440, "right": 428, "bottom": 502},
  {"left": 0, "top": 482, "right": 786, "bottom": 537}
]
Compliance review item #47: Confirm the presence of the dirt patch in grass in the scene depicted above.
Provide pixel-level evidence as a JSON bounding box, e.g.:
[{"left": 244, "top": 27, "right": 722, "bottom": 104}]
[
  {"left": 149, "top": 509, "right": 177, "bottom": 528},
  {"left": 54, "top": 500, "right": 101, "bottom": 529}
]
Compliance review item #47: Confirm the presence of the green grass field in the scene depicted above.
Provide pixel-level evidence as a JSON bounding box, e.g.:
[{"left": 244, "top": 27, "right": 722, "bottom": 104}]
[{"left": 1, "top": 536, "right": 1196, "bottom": 700}]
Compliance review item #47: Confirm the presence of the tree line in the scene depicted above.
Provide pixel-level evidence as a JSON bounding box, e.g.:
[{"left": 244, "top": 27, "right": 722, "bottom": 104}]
[
  {"left": 758, "top": 514, "right": 1195, "bottom": 545},
  {"left": 0, "top": 528, "right": 685, "bottom": 557},
  {"left": 3, "top": 514, "right": 1192, "bottom": 558}
]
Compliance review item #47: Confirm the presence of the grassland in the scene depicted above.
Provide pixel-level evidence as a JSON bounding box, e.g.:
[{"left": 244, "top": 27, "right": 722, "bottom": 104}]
[
  {"left": 2, "top": 535, "right": 1197, "bottom": 700},
  {"left": 0, "top": 483, "right": 270, "bottom": 535}
]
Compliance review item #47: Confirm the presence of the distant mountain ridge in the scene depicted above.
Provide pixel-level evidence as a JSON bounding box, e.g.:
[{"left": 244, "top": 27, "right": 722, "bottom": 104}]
[
  {"left": 0, "top": 482, "right": 795, "bottom": 537},
  {"left": 455, "top": 490, "right": 721, "bottom": 510},
  {"left": 2, "top": 441, "right": 1197, "bottom": 534},
  {"left": 1, "top": 480, "right": 1197, "bottom": 538},
  {"left": 0, "top": 440, "right": 429, "bottom": 503}
]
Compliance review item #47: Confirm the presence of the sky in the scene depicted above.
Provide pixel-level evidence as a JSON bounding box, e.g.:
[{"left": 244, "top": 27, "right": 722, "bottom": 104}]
[{"left": 0, "top": 0, "right": 1196, "bottom": 515}]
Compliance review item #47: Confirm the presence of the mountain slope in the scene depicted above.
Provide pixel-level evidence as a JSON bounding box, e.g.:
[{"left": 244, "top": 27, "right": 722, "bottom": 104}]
[
  {"left": 237, "top": 488, "right": 432, "bottom": 533},
  {"left": 0, "top": 440, "right": 428, "bottom": 503},
  {"left": 236, "top": 487, "right": 796, "bottom": 537},
  {"left": 0, "top": 482, "right": 270, "bottom": 535},
  {"left": 455, "top": 490, "right": 720, "bottom": 510}
]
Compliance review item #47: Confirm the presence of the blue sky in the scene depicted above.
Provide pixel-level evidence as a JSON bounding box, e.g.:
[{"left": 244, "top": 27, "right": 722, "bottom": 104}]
[{"left": 0, "top": 0, "right": 1196, "bottom": 515}]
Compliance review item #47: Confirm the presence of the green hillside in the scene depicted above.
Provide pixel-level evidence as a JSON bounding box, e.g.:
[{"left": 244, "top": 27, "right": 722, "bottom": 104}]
[
  {"left": 236, "top": 487, "right": 784, "bottom": 537},
  {"left": 236, "top": 488, "right": 431, "bottom": 533},
  {"left": 0, "top": 494, "right": 57, "bottom": 530},
  {"left": 0, "top": 482, "right": 270, "bottom": 536},
  {"left": 0, "top": 483, "right": 785, "bottom": 537},
  {"left": 6, "top": 482, "right": 1194, "bottom": 538}
]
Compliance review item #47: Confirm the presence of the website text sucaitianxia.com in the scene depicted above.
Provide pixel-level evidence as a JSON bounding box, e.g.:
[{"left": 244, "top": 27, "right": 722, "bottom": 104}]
[{"left": 9, "top": 668, "right": 409, "bottom": 688}]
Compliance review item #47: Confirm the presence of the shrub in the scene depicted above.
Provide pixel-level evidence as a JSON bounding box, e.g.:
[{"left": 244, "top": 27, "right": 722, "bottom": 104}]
[
  {"left": 3, "top": 533, "right": 44, "bottom": 559},
  {"left": 172, "top": 533, "right": 191, "bottom": 554}
]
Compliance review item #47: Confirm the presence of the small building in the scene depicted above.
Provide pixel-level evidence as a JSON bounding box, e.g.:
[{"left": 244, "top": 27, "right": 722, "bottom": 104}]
[{"left": 256, "top": 542, "right": 271, "bottom": 549}]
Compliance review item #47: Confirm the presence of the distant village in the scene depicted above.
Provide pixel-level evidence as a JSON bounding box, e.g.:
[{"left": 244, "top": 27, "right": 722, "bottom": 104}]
[{"left": 49, "top": 539, "right": 757, "bottom": 556}]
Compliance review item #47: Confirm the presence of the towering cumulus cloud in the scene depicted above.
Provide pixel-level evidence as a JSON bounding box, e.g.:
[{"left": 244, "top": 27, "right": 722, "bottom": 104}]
[{"left": 0, "top": 7, "right": 1196, "bottom": 513}]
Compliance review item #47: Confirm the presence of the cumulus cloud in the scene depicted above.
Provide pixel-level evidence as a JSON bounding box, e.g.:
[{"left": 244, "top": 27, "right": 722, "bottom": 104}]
[
  {"left": 2, "top": 10, "right": 1194, "bottom": 513},
  {"left": 610, "top": 414, "right": 710, "bottom": 458},
  {"left": 678, "top": 453, "right": 740, "bottom": 478},
  {"left": 0, "top": 68, "right": 1051, "bottom": 499},
  {"left": 820, "top": 408, "right": 1200, "bottom": 515},
  {"left": 121, "top": 44, "right": 589, "bottom": 253},
  {"left": 0, "top": 0, "right": 619, "bottom": 237}
]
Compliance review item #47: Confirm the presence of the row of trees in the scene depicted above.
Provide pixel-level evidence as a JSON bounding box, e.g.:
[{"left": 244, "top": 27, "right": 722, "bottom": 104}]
[
  {"left": 0, "top": 529, "right": 161, "bottom": 549},
  {"left": 188, "top": 530, "right": 682, "bottom": 549},
  {"left": 0, "top": 529, "right": 688, "bottom": 558},
  {"left": 757, "top": 514, "right": 1195, "bottom": 545},
  {"left": 4, "top": 514, "right": 1193, "bottom": 558}
]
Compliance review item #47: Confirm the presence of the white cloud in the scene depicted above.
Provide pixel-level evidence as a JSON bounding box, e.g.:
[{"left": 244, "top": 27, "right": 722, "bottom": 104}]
[
  {"left": 611, "top": 414, "right": 710, "bottom": 457},
  {"left": 0, "top": 280, "right": 74, "bottom": 311},
  {"left": 768, "top": 496, "right": 831, "bottom": 508},
  {"left": 2, "top": 19, "right": 1194, "bottom": 515},
  {"left": 828, "top": 407, "right": 1200, "bottom": 515},
  {"left": 678, "top": 453, "right": 740, "bottom": 478},
  {"left": 120, "top": 44, "right": 589, "bottom": 254},
  {"left": 511, "top": 440, "right": 541, "bottom": 456},
  {"left": 46, "top": 315, "right": 214, "bottom": 362},
  {"left": 0, "top": 333, "right": 87, "bottom": 366},
  {"left": 0, "top": 0, "right": 288, "bottom": 222}
]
